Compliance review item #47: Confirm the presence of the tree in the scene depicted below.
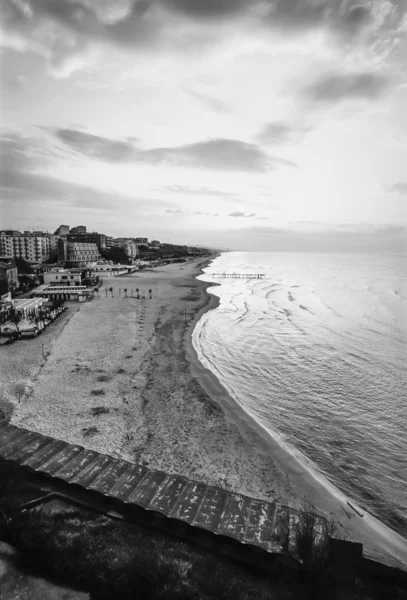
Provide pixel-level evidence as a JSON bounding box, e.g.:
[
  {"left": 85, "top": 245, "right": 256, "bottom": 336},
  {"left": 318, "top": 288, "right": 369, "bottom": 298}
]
[
  {"left": 100, "top": 247, "right": 128, "bottom": 264},
  {"left": 290, "top": 504, "right": 336, "bottom": 580},
  {"left": 30, "top": 309, "right": 45, "bottom": 332},
  {"left": 9, "top": 281, "right": 19, "bottom": 297},
  {"left": 14, "top": 257, "right": 33, "bottom": 274},
  {"left": 0, "top": 278, "right": 9, "bottom": 296},
  {"left": 8, "top": 308, "right": 24, "bottom": 335},
  {"left": 18, "top": 274, "right": 36, "bottom": 293},
  {"left": 43, "top": 252, "right": 58, "bottom": 264}
]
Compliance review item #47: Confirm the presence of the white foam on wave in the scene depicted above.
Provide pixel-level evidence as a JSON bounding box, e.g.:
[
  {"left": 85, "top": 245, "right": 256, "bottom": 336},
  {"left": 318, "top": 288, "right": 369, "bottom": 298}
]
[{"left": 193, "top": 251, "right": 407, "bottom": 544}]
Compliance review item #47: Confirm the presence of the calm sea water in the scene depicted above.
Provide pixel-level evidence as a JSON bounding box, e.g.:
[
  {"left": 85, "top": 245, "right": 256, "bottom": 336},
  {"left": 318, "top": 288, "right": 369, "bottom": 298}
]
[{"left": 193, "top": 252, "right": 407, "bottom": 536}]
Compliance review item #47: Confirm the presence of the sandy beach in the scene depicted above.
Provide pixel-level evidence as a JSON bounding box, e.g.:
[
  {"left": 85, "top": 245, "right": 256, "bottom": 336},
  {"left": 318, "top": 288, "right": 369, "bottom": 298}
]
[
  {"left": 3, "top": 258, "right": 294, "bottom": 504},
  {"left": 2, "top": 256, "right": 407, "bottom": 570}
]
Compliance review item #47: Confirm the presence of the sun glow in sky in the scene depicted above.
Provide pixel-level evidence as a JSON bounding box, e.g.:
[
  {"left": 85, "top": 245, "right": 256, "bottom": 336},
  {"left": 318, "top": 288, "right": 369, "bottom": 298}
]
[{"left": 1, "top": 0, "right": 407, "bottom": 250}]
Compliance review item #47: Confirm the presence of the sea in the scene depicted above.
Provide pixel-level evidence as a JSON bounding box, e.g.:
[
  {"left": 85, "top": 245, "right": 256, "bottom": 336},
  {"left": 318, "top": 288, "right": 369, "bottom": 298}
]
[{"left": 192, "top": 251, "right": 407, "bottom": 537}]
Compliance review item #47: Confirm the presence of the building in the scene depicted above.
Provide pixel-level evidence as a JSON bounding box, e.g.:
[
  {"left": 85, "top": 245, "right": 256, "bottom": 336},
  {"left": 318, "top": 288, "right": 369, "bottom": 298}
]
[
  {"left": 106, "top": 236, "right": 114, "bottom": 248},
  {"left": 0, "top": 261, "right": 19, "bottom": 293},
  {"left": 123, "top": 241, "right": 137, "bottom": 260},
  {"left": 134, "top": 237, "right": 148, "bottom": 245},
  {"left": 32, "top": 284, "right": 93, "bottom": 302},
  {"left": 30, "top": 232, "right": 59, "bottom": 256},
  {"left": 150, "top": 240, "right": 161, "bottom": 248},
  {"left": 89, "top": 262, "right": 132, "bottom": 277},
  {"left": 58, "top": 240, "right": 101, "bottom": 266},
  {"left": 0, "top": 232, "right": 50, "bottom": 263},
  {"left": 54, "top": 225, "right": 70, "bottom": 237},
  {"left": 67, "top": 232, "right": 107, "bottom": 251},
  {"left": 44, "top": 269, "right": 83, "bottom": 287},
  {"left": 10, "top": 297, "right": 48, "bottom": 316},
  {"left": 70, "top": 225, "right": 87, "bottom": 234},
  {"left": 112, "top": 238, "right": 138, "bottom": 260}
]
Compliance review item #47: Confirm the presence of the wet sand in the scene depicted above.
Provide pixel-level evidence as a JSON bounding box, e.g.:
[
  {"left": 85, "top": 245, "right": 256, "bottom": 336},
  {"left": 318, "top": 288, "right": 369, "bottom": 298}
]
[{"left": 3, "top": 256, "right": 407, "bottom": 570}]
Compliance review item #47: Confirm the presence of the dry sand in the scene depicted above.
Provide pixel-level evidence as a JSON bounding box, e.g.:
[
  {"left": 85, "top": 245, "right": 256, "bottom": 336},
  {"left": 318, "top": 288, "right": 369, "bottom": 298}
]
[
  {"left": 2, "top": 257, "right": 407, "bottom": 570},
  {"left": 5, "top": 259, "right": 293, "bottom": 503}
]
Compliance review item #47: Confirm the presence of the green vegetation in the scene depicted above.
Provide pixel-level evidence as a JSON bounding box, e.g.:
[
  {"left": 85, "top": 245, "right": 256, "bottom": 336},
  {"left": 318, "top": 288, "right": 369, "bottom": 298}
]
[
  {"left": 14, "top": 257, "right": 33, "bottom": 274},
  {"left": 91, "top": 407, "right": 110, "bottom": 416},
  {"left": 82, "top": 426, "right": 99, "bottom": 437},
  {"left": 100, "top": 247, "right": 129, "bottom": 264},
  {"left": 1, "top": 462, "right": 406, "bottom": 600},
  {"left": 2, "top": 508, "right": 289, "bottom": 600}
]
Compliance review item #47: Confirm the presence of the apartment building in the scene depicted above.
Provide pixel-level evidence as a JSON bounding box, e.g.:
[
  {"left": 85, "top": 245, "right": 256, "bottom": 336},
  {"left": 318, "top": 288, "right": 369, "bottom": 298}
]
[
  {"left": 67, "top": 232, "right": 108, "bottom": 251},
  {"left": 58, "top": 240, "right": 101, "bottom": 266},
  {"left": 0, "top": 261, "right": 19, "bottom": 292},
  {"left": 0, "top": 231, "right": 50, "bottom": 263},
  {"left": 113, "top": 238, "right": 138, "bottom": 260},
  {"left": 54, "top": 224, "right": 70, "bottom": 237},
  {"left": 70, "top": 225, "right": 87, "bottom": 234}
]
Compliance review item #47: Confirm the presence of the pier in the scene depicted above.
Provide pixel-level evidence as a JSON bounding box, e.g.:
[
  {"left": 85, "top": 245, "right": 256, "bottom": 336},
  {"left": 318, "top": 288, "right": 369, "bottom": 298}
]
[{"left": 212, "top": 273, "right": 265, "bottom": 279}]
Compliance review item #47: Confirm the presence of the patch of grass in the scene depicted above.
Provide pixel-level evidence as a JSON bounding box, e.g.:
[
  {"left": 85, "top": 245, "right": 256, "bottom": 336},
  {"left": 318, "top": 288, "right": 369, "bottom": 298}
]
[
  {"left": 91, "top": 407, "right": 110, "bottom": 417},
  {"left": 97, "top": 375, "right": 111, "bottom": 382},
  {"left": 117, "top": 368, "right": 126, "bottom": 374},
  {"left": 8, "top": 509, "right": 285, "bottom": 600},
  {"left": 82, "top": 426, "right": 98, "bottom": 437},
  {"left": 90, "top": 389, "right": 105, "bottom": 396}
]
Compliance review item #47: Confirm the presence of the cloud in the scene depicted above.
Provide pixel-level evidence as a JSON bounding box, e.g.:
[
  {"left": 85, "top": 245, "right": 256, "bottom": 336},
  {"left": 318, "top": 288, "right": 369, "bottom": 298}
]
[
  {"left": 1, "top": 168, "right": 125, "bottom": 212},
  {"left": 163, "top": 184, "right": 236, "bottom": 197},
  {"left": 163, "top": 1, "right": 378, "bottom": 38},
  {"left": 165, "top": 208, "right": 221, "bottom": 216},
  {"left": 229, "top": 211, "right": 256, "bottom": 217},
  {"left": 145, "top": 139, "right": 273, "bottom": 172},
  {"left": 255, "top": 122, "right": 293, "bottom": 145},
  {"left": 187, "top": 90, "right": 231, "bottom": 114},
  {"left": 193, "top": 211, "right": 220, "bottom": 216},
  {"left": 56, "top": 129, "right": 279, "bottom": 172},
  {"left": 162, "top": 0, "right": 246, "bottom": 19},
  {"left": 56, "top": 129, "right": 136, "bottom": 162},
  {"left": 262, "top": 0, "right": 374, "bottom": 35},
  {"left": 2, "top": 1, "right": 403, "bottom": 78},
  {"left": 255, "top": 121, "right": 310, "bottom": 146},
  {"left": 303, "top": 71, "right": 389, "bottom": 103},
  {"left": 390, "top": 182, "right": 407, "bottom": 194},
  {"left": 221, "top": 223, "right": 407, "bottom": 252},
  {"left": 0, "top": 130, "right": 168, "bottom": 219},
  {"left": 0, "top": 131, "right": 55, "bottom": 174}
]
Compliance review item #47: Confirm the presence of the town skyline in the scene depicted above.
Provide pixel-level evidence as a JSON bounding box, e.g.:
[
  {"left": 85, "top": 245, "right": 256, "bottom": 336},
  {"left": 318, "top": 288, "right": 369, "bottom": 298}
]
[{"left": 1, "top": 1, "right": 407, "bottom": 252}]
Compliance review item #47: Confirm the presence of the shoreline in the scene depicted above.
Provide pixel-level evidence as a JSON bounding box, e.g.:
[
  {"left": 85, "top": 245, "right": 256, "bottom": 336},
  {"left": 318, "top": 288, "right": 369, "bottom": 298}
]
[
  {"left": 3, "top": 255, "right": 407, "bottom": 571},
  {"left": 188, "top": 256, "right": 407, "bottom": 570}
]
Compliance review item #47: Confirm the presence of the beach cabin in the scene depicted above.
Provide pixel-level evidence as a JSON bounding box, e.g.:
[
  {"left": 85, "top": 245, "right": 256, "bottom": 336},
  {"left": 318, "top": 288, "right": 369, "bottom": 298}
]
[{"left": 32, "top": 285, "right": 94, "bottom": 302}]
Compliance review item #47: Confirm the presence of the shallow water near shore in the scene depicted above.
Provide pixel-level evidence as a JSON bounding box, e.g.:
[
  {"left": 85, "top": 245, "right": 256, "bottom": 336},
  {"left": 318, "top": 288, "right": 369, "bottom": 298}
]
[{"left": 193, "top": 251, "right": 407, "bottom": 538}]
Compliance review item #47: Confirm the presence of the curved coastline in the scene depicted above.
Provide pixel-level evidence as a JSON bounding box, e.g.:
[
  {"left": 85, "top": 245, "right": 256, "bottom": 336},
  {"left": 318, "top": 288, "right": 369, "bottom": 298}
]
[{"left": 187, "top": 256, "right": 407, "bottom": 570}]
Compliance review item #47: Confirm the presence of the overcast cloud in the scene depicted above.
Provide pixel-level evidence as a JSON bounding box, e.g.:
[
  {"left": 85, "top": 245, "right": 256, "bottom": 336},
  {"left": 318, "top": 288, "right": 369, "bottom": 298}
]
[{"left": 1, "top": 0, "right": 406, "bottom": 248}]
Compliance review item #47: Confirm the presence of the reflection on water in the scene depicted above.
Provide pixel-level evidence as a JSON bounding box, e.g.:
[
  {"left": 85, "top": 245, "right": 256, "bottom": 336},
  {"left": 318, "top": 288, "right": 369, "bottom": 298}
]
[{"left": 193, "top": 251, "right": 407, "bottom": 537}]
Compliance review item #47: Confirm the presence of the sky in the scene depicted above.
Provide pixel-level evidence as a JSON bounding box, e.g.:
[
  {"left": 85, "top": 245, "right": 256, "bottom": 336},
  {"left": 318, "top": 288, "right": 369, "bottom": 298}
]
[{"left": 1, "top": 0, "right": 407, "bottom": 251}]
